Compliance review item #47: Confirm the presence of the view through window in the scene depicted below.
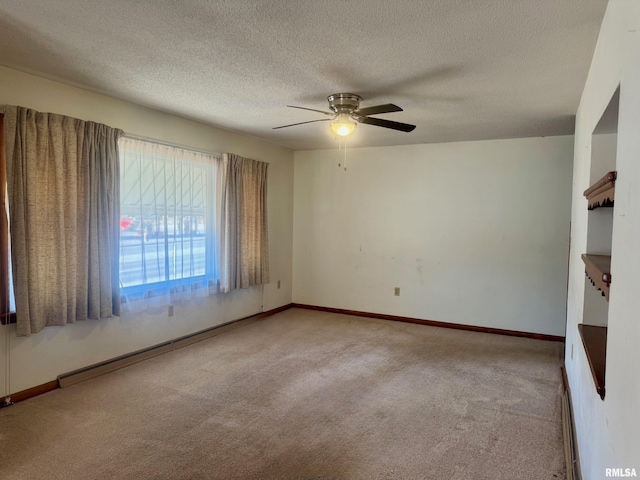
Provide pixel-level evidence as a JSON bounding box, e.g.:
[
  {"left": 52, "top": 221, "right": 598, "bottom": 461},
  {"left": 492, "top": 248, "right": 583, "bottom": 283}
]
[{"left": 118, "top": 137, "right": 219, "bottom": 296}]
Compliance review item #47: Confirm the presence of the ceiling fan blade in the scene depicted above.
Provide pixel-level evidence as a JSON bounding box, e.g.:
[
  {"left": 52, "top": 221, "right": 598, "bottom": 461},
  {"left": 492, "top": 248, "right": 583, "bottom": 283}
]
[
  {"left": 273, "top": 118, "right": 331, "bottom": 130},
  {"left": 358, "top": 116, "right": 416, "bottom": 132},
  {"left": 354, "top": 103, "right": 403, "bottom": 116},
  {"left": 287, "top": 105, "right": 334, "bottom": 116}
]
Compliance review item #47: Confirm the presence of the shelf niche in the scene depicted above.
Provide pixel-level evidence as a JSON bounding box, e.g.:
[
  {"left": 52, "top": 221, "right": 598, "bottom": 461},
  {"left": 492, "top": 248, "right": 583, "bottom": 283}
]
[{"left": 579, "top": 85, "right": 618, "bottom": 401}]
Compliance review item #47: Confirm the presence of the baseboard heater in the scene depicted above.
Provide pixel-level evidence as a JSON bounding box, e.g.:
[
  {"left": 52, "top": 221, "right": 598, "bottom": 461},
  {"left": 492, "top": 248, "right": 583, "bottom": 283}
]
[
  {"left": 58, "top": 314, "right": 264, "bottom": 388},
  {"left": 561, "top": 368, "right": 581, "bottom": 480}
]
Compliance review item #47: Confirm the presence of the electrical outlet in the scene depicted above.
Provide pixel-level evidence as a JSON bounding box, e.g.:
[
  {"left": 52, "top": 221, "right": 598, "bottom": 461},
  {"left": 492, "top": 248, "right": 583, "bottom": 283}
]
[
  {"left": 168, "top": 305, "right": 174, "bottom": 317},
  {"left": 277, "top": 280, "right": 281, "bottom": 289},
  {"left": 394, "top": 287, "right": 400, "bottom": 296}
]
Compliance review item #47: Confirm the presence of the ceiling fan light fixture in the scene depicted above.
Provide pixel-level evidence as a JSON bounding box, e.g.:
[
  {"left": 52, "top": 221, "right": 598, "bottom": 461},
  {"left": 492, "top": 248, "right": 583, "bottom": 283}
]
[
  {"left": 275, "top": 93, "right": 415, "bottom": 135},
  {"left": 330, "top": 113, "right": 357, "bottom": 136}
]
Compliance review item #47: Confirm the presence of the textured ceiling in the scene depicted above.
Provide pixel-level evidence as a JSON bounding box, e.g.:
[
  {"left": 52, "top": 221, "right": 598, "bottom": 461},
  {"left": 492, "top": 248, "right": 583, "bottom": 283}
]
[{"left": 0, "top": 0, "right": 607, "bottom": 150}]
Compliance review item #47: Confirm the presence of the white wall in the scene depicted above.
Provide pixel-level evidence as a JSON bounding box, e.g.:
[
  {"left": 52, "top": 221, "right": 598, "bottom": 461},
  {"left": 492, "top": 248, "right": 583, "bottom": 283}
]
[
  {"left": 565, "top": 1, "right": 640, "bottom": 478},
  {"left": 0, "top": 66, "right": 294, "bottom": 397},
  {"left": 293, "top": 136, "right": 573, "bottom": 337}
]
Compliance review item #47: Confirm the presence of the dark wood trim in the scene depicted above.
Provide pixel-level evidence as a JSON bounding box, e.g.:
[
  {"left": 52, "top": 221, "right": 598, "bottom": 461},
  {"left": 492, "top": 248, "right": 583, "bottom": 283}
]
[
  {"left": 2, "top": 379, "right": 60, "bottom": 406},
  {"left": 292, "top": 304, "right": 565, "bottom": 342},
  {"left": 560, "top": 366, "right": 569, "bottom": 392},
  {"left": 256, "top": 303, "right": 293, "bottom": 319},
  {"left": 577, "top": 324, "right": 607, "bottom": 400}
]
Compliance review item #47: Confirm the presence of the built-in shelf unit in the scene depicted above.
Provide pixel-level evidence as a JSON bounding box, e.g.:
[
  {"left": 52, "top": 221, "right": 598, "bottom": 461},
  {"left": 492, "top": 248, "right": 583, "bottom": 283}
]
[{"left": 578, "top": 87, "right": 619, "bottom": 400}]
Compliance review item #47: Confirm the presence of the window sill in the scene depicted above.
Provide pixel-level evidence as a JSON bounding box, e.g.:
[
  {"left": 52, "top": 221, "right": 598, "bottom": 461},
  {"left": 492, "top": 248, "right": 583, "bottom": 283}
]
[{"left": 0, "top": 312, "right": 16, "bottom": 325}]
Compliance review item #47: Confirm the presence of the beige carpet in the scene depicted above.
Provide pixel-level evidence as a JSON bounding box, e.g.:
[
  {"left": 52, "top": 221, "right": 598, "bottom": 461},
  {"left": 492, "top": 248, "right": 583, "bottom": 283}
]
[{"left": 0, "top": 308, "right": 566, "bottom": 479}]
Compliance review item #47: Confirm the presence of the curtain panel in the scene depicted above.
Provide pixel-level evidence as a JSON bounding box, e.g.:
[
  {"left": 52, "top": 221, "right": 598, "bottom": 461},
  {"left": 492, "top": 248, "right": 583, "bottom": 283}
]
[
  {"left": 217, "top": 153, "right": 269, "bottom": 292},
  {"left": 1, "top": 106, "right": 123, "bottom": 336}
]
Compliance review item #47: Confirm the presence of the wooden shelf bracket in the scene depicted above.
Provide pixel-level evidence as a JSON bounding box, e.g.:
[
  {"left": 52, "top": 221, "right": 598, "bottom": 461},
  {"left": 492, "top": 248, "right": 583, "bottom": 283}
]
[
  {"left": 584, "top": 171, "right": 616, "bottom": 210},
  {"left": 581, "top": 254, "right": 611, "bottom": 301}
]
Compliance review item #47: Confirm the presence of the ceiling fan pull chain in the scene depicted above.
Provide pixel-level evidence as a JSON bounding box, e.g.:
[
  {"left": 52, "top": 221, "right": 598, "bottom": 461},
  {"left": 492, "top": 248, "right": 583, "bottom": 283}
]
[
  {"left": 337, "top": 136, "right": 347, "bottom": 171},
  {"left": 343, "top": 136, "right": 347, "bottom": 171}
]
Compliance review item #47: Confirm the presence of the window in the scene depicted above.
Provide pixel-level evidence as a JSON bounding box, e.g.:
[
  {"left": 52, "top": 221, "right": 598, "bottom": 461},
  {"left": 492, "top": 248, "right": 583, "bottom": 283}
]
[
  {"left": 118, "top": 137, "right": 220, "bottom": 301},
  {"left": 0, "top": 113, "right": 15, "bottom": 324}
]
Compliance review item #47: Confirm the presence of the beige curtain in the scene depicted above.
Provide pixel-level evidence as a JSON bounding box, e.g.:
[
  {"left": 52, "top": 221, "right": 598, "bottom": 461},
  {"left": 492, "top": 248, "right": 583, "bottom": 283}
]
[
  {"left": 1, "top": 106, "right": 123, "bottom": 336},
  {"left": 217, "top": 153, "right": 269, "bottom": 292}
]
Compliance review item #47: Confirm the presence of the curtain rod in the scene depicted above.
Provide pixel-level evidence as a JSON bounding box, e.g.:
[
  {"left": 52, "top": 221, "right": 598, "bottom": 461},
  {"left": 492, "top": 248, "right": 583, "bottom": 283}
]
[{"left": 123, "top": 134, "right": 222, "bottom": 157}]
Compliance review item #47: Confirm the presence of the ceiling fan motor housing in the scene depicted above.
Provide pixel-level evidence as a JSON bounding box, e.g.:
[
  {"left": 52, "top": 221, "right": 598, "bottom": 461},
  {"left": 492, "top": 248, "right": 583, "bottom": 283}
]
[{"left": 327, "top": 93, "right": 361, "bottom": 114}]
